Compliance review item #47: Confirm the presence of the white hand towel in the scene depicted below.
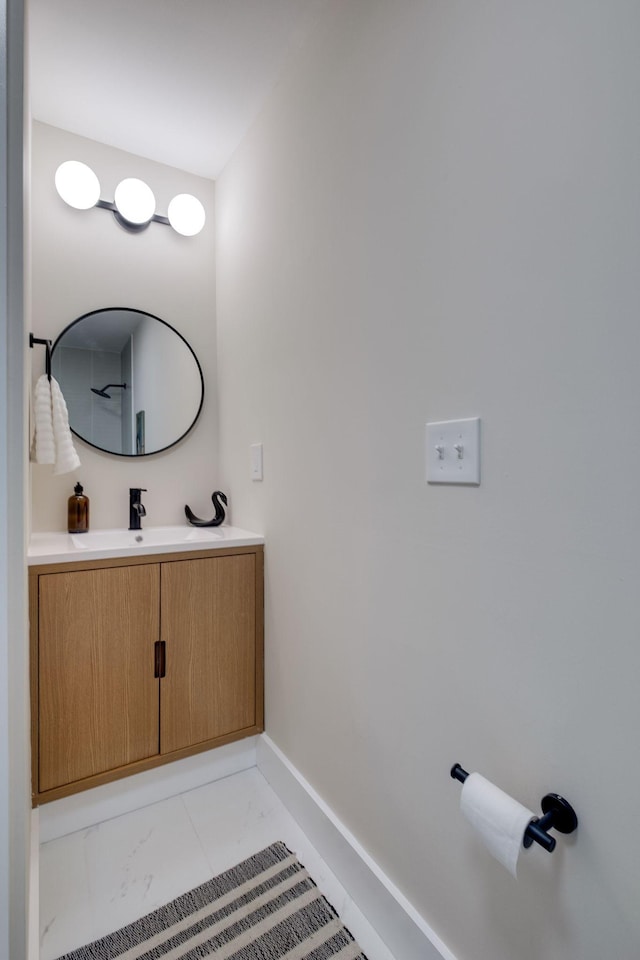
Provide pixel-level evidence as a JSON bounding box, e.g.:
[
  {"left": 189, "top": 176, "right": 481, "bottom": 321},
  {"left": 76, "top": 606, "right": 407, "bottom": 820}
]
[
  {"left": 30, "top": 374, "right": 81, "bottom": 473},
  {"left": 50, "top": 376, "right": 81, "bottom": 475},
  {"left": 31, "top": 374, "right": 55, "bottom": 464}
]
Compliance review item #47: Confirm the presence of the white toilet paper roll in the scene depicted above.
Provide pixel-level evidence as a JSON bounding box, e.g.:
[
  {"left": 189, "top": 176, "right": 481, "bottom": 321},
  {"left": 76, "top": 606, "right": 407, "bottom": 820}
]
[{"left": 460, "top": 772, "right": 535, "bottom": 877}]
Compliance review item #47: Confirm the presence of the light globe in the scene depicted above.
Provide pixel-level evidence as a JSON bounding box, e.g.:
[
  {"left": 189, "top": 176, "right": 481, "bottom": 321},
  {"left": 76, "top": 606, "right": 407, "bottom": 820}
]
[
  {"left": 167, "top": 194, "right": 206, "bottom": 236},
  {"left": 114, "top": 178, "right": 156, "bottom": 225},
  {"left": 55, "top": 161, "right": 101, "bottom": 210}
]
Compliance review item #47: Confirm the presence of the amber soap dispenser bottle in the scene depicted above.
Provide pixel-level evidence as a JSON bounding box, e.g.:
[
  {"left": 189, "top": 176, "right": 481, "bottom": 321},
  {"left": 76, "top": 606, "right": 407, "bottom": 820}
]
[{"left": 68, "top": 481, "right": 89, "bottom": 534}]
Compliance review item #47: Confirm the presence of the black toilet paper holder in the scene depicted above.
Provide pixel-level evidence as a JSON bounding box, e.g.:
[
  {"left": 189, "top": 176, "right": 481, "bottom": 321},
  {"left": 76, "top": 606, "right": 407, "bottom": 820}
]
[{"left": 450, "top": 763, "right": 578, "bottom": 853}]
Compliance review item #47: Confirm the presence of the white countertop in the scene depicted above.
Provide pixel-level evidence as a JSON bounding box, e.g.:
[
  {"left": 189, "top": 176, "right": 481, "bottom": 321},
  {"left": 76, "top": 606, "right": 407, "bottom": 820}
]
[{"left": 28, "top": 524, "right": 264, "bottom": 565}]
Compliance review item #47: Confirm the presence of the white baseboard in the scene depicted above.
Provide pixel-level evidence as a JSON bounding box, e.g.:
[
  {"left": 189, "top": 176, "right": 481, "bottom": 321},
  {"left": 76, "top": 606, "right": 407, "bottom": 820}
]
[
  {"left": 257, "top": 734, "right": 456, "bottom": 960},
  {"left": 39, "top": 737, "right": 258, "bottom": 843}
]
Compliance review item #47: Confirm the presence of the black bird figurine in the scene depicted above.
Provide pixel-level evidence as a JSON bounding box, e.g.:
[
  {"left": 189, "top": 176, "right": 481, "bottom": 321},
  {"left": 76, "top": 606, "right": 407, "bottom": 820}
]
[{"left": 184, "top": 490, "right": 227, "bottom": 527}]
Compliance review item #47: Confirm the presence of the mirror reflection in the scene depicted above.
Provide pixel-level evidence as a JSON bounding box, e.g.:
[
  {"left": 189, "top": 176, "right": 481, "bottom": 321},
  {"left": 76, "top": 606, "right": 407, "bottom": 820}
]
[{"left": 51, "top": 308, "right": 204, "bottom": 456}]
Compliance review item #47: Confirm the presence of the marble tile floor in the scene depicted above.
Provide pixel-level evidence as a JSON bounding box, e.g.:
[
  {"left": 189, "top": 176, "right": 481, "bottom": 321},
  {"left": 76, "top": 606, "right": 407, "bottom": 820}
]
[{"left": 39, "top": 766, "right": 397, "bottom": 960}]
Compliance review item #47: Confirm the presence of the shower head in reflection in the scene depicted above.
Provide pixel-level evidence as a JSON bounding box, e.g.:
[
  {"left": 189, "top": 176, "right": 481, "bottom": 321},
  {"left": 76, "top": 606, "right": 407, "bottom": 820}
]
[{"left": 90, "top": 382, "right": 127, "bottom": 399}]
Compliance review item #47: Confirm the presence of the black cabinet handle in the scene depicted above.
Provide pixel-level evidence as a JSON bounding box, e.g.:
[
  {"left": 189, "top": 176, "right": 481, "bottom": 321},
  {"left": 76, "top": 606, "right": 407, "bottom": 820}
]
[{"left": 154, "top": 641, "right": 166, "bottom": 678}]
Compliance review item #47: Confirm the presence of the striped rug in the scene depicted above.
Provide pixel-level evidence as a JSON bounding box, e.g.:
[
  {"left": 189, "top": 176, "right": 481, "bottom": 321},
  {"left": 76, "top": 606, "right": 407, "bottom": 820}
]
[{"left": 55, "top": 841, "right": 367, "bottom": 960}]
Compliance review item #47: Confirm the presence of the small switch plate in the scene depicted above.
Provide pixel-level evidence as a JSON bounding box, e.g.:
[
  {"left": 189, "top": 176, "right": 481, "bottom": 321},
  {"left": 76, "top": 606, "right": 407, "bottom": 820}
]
[
  {"left": 250, "top": 443, "right": 263, "bottom": 481},
  {"left": 426, "top": 418, "right": 480, "bottom": 485}
]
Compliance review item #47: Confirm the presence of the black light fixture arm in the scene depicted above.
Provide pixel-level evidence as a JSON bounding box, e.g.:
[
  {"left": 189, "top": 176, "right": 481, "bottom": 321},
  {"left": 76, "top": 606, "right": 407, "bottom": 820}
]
[
  {"left": 450, "top": 763, "right": 578, "bottom": 854},
  {"left": 96, "top": 198, "right": 170, "bottom": 232}
]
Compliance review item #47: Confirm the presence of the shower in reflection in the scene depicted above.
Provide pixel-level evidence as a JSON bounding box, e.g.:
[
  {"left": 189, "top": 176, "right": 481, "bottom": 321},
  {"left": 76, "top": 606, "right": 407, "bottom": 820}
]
[{"left": 90, "top": 383, "right": 127, "bottom": 399}]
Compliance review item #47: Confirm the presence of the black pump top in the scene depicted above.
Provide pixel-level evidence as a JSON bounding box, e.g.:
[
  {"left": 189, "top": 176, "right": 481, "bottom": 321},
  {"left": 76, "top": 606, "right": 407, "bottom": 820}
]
[{"left": 74, "top": 482, "right": 84, "bottom": 496}]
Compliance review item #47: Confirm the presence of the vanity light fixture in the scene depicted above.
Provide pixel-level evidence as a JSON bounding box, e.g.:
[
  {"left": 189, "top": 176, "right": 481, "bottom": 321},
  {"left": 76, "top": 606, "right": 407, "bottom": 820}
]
[{"left": 54, "top": 160, "right": 206, "bottom": 236}]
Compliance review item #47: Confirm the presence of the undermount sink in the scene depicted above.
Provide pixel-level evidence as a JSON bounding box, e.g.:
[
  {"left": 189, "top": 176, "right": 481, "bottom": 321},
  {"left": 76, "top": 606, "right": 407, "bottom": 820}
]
[{"left": 70, "top": 526, "right": 223, "bottom": 550}]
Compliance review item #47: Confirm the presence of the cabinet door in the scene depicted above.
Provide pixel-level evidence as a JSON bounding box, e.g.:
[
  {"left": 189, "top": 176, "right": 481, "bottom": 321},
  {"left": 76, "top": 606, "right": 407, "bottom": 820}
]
[
  {"left": 38, "top": 564, "right": 160, "bottom": 792},
  {"left": 160, "top": 554, "right": 256, "bottom": 754}
]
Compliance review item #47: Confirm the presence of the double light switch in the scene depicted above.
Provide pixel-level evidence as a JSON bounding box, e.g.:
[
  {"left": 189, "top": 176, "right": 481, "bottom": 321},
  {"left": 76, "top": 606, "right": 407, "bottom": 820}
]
[{"left": 426, "top": 418, "right": 480, "bottom": 485}]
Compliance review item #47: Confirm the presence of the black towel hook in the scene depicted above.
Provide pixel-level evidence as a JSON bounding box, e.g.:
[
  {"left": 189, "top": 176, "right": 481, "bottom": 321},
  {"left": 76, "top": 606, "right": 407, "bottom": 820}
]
[
  {"left": 29, "top": 333, "right": 52, "bottom": 381},
  {"left": 450, "top": 763, "right": 578, "bottom": 853}
]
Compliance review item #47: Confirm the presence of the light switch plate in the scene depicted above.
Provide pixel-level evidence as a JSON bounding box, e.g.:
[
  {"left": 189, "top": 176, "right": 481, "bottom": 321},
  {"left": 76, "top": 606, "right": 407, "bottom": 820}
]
[
  {"left": 250, "top": 443, "right": 263, "bottom": 481},
  {"left": 426, "top": 418, "right": 480, "bottom": 485}
]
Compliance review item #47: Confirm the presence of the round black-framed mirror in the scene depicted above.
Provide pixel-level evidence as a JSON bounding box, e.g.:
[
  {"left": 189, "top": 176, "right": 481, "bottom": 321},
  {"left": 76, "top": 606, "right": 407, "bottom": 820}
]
[{"left": 51, "top": 307, "right": 204, "bottom": 457}]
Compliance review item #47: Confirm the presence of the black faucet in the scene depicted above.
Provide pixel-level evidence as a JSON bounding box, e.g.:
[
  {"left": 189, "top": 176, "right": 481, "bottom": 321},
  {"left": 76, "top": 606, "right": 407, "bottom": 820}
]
[{"left": 129, "top": 488, "right": 147, "bottom": 530}]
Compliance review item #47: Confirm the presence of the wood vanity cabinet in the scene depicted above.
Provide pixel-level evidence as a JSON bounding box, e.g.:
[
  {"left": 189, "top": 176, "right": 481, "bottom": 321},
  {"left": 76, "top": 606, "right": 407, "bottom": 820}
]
[{"left": 29, "top": 545, "right": 264, "bottom": 804}]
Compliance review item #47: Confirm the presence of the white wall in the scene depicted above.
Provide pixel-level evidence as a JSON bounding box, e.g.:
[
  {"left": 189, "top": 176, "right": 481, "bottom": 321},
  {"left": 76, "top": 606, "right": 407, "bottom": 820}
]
[
  {"left": 132, "top": 314, "right": 201, "bottom": 454},
  {"left": 30, "top": 121, "right": 217, "bottom": 531},
  {"left": 216, "top": 2, "right": 640, "bottom": 958}
]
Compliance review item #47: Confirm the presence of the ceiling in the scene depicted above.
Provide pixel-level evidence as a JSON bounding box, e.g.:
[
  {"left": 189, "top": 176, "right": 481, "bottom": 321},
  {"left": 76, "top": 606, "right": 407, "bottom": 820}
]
[{"left": 28, "top": 0, "right": 327, "bottom": 180}]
